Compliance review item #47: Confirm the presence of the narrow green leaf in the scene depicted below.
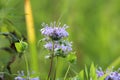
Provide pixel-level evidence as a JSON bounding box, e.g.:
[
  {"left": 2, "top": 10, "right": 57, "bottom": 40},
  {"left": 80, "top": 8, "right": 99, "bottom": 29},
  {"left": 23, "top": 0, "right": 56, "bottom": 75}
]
[
  {"left": 90, "top": 63, "right": 97, "bottom": 80},
  {"left": 107, "top": 57, "right": 120, "bottom": 69},
  {"left": 85, "top": 65, "right": 89, "bottom": 80},
  {"left": 78, "top": 70, "right": 84, "bottom": 80}
]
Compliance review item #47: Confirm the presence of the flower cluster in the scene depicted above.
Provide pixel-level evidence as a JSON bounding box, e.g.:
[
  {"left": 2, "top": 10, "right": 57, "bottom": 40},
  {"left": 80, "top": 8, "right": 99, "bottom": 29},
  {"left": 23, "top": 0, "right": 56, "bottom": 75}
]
[
  {"left": 96, "top": 67, "right": 120, "bottom": 80},
  {"left": 40, "top": 22, "right": 72, "bottom": 57},
  {"left": 15, "top": 77, "right": 39, "bottom": 80},
  {"left": 41, "top": 22, "right": 69, "bottom": 40},
  {"left": 44, "top": 41, "right": 72, "bottom": 57},
  {"left": 14, "top": 71, "right": 39, "bottom": 80}
]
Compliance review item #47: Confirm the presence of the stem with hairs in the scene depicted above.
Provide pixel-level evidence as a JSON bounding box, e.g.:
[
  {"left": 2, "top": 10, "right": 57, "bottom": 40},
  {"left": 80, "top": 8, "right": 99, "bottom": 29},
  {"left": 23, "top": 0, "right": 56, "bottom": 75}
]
[
  {"left": 47, "top": 41, "right": 55, "bottom": 80},
  {"left": 53, "top": 56, "right": 58, "bottom": 80}
]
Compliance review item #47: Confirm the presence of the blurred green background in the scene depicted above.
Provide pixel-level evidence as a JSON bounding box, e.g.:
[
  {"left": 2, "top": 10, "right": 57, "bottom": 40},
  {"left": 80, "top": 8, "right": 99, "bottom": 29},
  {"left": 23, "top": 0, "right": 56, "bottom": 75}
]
[{"left": 0, "top": 0, "right": 120, "bottom": 79}]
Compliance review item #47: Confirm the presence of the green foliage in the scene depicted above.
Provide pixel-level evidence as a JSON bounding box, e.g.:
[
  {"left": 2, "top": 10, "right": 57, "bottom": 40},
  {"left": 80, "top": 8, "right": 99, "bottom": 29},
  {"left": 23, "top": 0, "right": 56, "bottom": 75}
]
[
  {"left": 70, "top": 63, "right": 98, "bottom": 80},
  {"left": 85, "top": 65, "right": 89, "bottom": 80},
  {"left": 15, "top": 40, "right": 28, "bottom": 53},
  {"left": 98, "top": 74, "right": 108, "bottom": 80},
  {"left": 70, "top": 63, "right": 120, "bottom": 80},
  {"left": 107, "top": 57, "right": 120, "bottom": 69},
  {"left": 72, "top": 70, "right": 84, "bottom": 80},
  {"left": 0, "top": 51, "right": 11, "bottom": 69},
  {"left": 89, "top": 63, "right": 97, "bottom": 80},
  {"left": 66, "top": 52, "right": 77, "bottom": 64}
]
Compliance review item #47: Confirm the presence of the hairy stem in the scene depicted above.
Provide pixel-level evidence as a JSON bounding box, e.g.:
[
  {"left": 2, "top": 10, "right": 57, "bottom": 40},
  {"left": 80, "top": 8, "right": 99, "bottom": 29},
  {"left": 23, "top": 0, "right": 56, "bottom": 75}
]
[
  {"left": 53, "top": 56, "right": 58, "bottom": 80},
  {"left": 47, "top": 41, "right": 55, "bottom": 80},
  {"left": 47, "top": 54, "right": 54, "bottom": 80}
]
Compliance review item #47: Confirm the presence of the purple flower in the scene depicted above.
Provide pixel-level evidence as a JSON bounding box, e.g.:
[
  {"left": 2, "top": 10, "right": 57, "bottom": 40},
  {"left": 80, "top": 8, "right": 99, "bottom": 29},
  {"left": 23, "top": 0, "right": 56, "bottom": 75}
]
[
  {"left": 61, "top": 43, "right": 72, "bottom": 53},
  {"left": 44, "top": 42, "right": 53, "bottom": 50},
  {"left": 105, "top": 76, "right": 111, "bottom": 80},
  {"left": 14, "top": 76, "right": 25, "bottom": 80},
  {"left": 44, "top": 41, "right": 72, "bottom": 56},
  {"left": 40, "top": 22, "right": 69, "bottom": 40},
  {"left": 30, "top": 77, "right": 39, "bottom": 80},
  {"left": 14, "top": 77, "right": 40, "bottom": 80},
  {"left": 96, "top": 68, "right": 104, "bottom": 77},
  {"left": 96, "top": 67, "right": 120, "bottom": 80},
  {"left": 15, "top": 71, "right": 40, "bottom": 80},
  {"left": 44, "top": 41, "right": 72, "bottom": 52},
  {"left": 105, "top": 72, "right": 120, "bottom": 80}
]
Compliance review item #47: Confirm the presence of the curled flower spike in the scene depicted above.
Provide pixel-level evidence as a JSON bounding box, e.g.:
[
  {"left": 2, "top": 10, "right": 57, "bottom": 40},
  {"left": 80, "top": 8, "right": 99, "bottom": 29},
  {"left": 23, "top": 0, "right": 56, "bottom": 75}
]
[{"left": 40, "top": 22, "right": 69, "bottom": 40}]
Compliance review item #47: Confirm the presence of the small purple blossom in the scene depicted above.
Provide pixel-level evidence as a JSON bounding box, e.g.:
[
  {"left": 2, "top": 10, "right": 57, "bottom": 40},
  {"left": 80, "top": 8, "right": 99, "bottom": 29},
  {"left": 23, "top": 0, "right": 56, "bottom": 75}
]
[
  {"left": 14, "top": 77, "right": 40, "bottom": 80},
  {"left": 44, "top": 41, "right": 72, "bottom": 52},
  {"left": 105, "top": 72, "right": 120, "bottom": 80},
  {"left": 44, "top": 42, "right": 53, "bottom": 50},
  {"left": 61, "top": 43, "right": 72, "bottom": 53},
  {"left": 40, "top": 22, "right": 69, "bottom": 40},
  {"left": 14, "top": 71, "right": 40, "bottom": 80},
  {"left": 30, "top": 77, "right": 39, "bottom": 80},
  {"left": 44, "top": 41, "right": 72, "bottom": 56},
  {"left": 96, "top": 67, "right": 120, "bottom": 80},
  {"left": 96, "top": 67, "right": 104, "bottom": 77},
  {"left": 14, "top": 76, "right": 25, "bottom": 80}
]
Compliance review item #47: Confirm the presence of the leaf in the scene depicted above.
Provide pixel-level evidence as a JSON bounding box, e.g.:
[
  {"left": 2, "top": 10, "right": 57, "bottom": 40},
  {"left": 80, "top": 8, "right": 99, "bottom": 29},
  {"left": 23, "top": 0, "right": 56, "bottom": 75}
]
[
  {"left": 107, "top": 57, "right": 120, "bottom": 69},
  {"left": 15, "top": 41, "right": 28, "bottom": 53},
  {"left": 15, "top": 42, "right": 22, "bottom": 53},
  {"left": 66, "top": 52, "right": 77, "bottom": 64},
  {"left": 20, "top": 41, "right": 28, "bottom": 51},
  {"left": 89, "top": 63, "right": 97, "bottom": 80},
  {"left": 70, "top": 70, "right": 84, "bottom": 80},
  {"left": 99, "top": 74, "right": 108, "bottom": 80},
  {"left": 77, "top": 70, "right": 84, "bottom": 80},
  {"left": 85, "top": 65, "right": 89, "bottom": 80}
]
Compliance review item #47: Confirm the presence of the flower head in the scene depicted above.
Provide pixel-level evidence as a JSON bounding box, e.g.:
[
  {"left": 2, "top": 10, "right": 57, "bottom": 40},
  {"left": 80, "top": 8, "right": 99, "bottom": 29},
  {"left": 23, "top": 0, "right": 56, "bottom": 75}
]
[
  {"left": 41, "top": 22, "right": 73, "bottom": 58},
  {"left": 96, "top": 67, "right": 120, "bottom": 80},
  {"left": 105, "top": 72, "right": 120, "bottom": 80},
  {"left": 30, "top": 77, "right": 39, "bottom": 80},
  {"left": 14, "top": 71, "right": 40, "bottom": 80},
  {"left": 14, "top": 76, "right": 25, "bottom": 80},
  {"left": 96, "top": 67, "right": 104, "bottom": 77},
  {"left": 40, "top": 22, "right": 69, "bottom": 40},
  {"left": 44, "top": 41, "right": 72, "bottom": 57}
]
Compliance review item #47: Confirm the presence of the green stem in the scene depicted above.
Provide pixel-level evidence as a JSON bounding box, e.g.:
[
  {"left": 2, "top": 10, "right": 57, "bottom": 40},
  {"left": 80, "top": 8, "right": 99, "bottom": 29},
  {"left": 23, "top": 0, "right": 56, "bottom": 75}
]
[
  {"left": 64, "top": 64, "right": 70, "bottom": 80},
  {"left": 53, "top": 56, "right": 58, "bottom": 80},
  {"left": 24, "top": 0, "right": 39, "bottom": 72},
  {"left": 47, "top": 41, "right": 55, "bottom": 80},
  {"left": 107, "top": 57, "right": 120, "bottom": 69},
  {"left": 47, "top": 54, "right": 54, "bottom": 80},
  {"left": 24, "top": 53, "right": 29, "bottom": 78}
]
